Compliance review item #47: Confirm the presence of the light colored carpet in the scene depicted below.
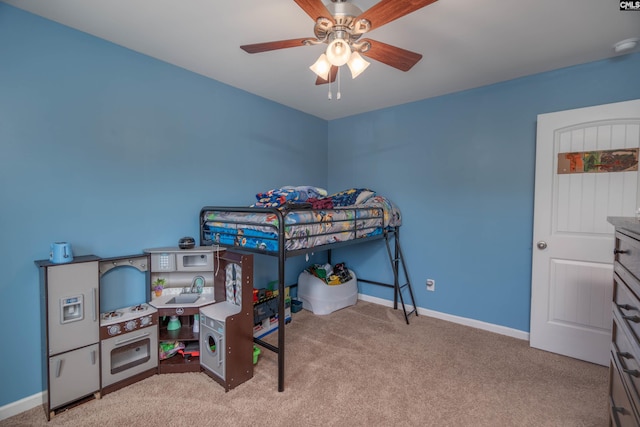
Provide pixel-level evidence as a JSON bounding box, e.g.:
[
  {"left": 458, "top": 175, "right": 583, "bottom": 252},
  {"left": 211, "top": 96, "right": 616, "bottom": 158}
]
[{"left": 2, "top": 301, "right": 608, "bottom": 426}]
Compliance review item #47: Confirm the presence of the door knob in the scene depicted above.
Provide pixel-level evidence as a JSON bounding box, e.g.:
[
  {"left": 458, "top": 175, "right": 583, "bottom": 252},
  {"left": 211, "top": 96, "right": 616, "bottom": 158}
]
[{"left": 537, "top": 241, "right": 547, "bottom": 250}]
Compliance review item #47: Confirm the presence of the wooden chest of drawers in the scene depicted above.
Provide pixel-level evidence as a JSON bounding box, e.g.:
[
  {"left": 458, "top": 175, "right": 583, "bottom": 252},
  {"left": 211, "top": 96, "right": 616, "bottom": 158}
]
[{"left": 609, "top": 217, "right": 640, "bottom": 426}]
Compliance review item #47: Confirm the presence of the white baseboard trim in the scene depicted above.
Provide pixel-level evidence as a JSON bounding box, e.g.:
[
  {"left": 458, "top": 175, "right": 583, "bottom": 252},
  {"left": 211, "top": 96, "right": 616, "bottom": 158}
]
[
  {"left": 0, "top": 391, "right": 42, "bottom": 421},
  {"left": 357, "top": 294, "right": 530, "bottom": 341}
]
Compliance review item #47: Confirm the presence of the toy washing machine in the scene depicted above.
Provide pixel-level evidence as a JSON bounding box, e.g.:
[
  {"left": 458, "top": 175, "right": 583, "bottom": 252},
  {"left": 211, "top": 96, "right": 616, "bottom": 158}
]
[
  {"left": 200, "top": 301, "right": 243, "bottom": 382},
  {"left": 200, "top": 312, "right": 225, "bottom": 380}
]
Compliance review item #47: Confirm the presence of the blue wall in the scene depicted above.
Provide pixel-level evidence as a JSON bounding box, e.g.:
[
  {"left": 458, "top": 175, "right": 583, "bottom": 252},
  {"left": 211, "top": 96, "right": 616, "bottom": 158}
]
[
  {"left": 2, "top": 2, "right": 640, "bottom": 408},
  {"left": 329, "top": 52, "right": 640, "bottom": 332},
  {"left": 0, "top": 4, "right": 327, "bottom": 406}
]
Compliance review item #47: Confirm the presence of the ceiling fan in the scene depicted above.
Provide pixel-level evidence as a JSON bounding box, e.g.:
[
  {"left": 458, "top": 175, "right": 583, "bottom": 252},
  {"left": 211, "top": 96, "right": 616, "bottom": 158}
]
[{"left": 240, "top": 0, "right": 438, "bottom": 86}]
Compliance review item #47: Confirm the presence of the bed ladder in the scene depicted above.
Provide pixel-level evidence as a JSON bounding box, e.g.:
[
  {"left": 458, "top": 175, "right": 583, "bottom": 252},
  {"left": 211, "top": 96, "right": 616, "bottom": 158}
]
[
  {"left": 385, "top": 228, "right": 418, "bottom": 324},
  {"left": 358, "top": 228, "right": 418, "bottom": 324}
]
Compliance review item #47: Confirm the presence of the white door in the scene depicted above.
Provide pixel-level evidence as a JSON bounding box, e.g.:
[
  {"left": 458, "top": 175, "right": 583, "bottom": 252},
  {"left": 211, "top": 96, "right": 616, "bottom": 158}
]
[{"left": 530, "top": 99, "right": 640, "bottom": 366}]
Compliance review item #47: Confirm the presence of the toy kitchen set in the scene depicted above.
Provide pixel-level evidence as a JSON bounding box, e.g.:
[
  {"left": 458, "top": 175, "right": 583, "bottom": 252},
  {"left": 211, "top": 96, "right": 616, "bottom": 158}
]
[{"left": 36, "top": 244, "right": 254, "bottom": 420}]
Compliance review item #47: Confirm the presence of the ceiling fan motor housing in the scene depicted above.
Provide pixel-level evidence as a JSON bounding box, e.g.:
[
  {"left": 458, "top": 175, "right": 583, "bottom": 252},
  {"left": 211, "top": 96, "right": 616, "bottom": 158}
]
[
  {"left": 314, "top": 0, "right": 369, "bottom": 48},
  {"left": 329, "top": 0, "right": 362, "bottom": 25}
]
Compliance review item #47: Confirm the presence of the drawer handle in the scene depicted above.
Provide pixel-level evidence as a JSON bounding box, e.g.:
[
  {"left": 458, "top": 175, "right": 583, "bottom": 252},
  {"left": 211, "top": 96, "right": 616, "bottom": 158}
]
[
  {"left": 617, "top": 303, "right": 637, "bottom": 311},
  {"left": 622, "top": 315, "right": 640, "bottom": 323},
  {"left": 622, "top": 316, "right": 640, "bottom": 323},
  {"left": 617, "top": 351, "right": 634, "bottom": 360},
  {"left": 623, "top": 368, "right": 640, "bottom": 377},
  {"left": 614, "top": 249, "right": 630, "bottom": 255},
  {"left": 613, "top": 405, "right": 628, "bottom": 415}
]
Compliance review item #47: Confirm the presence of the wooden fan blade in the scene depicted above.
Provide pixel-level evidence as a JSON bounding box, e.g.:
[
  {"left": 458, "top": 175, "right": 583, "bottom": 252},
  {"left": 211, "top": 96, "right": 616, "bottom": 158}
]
[
  {"left": 360, "top": 39, "right": 422, "bottom": 71},
  {"left": 315, "top": 66, "right": 338, "bottom": 85},
  {"left": 356, "top": 0, "right": 438, "bottom": 31},
  {"left": 240, "top": 38, "right": 312, "bottom": 54},
  {"left": 294, "top": 0, "right": 335, "bottom": 23}
]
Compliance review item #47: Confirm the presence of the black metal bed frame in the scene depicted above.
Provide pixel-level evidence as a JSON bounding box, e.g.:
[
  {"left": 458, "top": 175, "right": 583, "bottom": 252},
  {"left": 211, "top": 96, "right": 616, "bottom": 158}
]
[{"left": 199, "top": 205, "right": 417, "bottom": 392}]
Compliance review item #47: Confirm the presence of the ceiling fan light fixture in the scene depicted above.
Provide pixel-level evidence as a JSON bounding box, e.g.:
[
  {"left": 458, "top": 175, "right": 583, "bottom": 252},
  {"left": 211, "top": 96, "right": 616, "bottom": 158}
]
[
  {"left": 326, "top": 38, "right": 351, "bottom": 66},
  {"left": 347, "top": 51, "right": 370, "bottom": 79},
  {"left": 310, "top": 53, "right": 332, "bottom": 80}
]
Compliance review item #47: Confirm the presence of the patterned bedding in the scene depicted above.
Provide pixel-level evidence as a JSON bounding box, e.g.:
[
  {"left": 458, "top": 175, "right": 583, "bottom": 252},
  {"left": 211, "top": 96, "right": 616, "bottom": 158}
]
[{"left": 201, "top": 190, "right": 401, "bottom": 253}]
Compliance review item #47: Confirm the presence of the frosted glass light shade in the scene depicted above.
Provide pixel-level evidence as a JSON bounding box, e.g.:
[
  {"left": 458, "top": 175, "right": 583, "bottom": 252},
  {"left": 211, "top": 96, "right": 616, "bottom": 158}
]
[
  {"left": 347, "top": 52, "right": 370, "bottom": 79},
  {"left": 309, "top": 54, "right": 331, "bottom": 80},
  {"left": 326, "top": 39, "right": 351, "bottom": 66}
]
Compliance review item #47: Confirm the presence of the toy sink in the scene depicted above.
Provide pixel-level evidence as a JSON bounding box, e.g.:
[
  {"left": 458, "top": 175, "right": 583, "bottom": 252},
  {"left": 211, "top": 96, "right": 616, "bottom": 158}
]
[{"left": 166, "top": 294, "right": 200, "bottom": 304}]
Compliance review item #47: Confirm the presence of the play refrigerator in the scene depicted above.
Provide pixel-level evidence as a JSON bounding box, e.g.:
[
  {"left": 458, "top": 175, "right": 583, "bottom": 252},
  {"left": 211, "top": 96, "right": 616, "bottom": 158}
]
[{"left": 36, "top": 255, "right": 101, "bottom": 420}]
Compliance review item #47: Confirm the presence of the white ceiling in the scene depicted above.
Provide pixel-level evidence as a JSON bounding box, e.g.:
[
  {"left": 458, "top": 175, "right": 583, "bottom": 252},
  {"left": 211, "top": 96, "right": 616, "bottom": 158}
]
[{"left": 3, "top": 0, "right": 639, "bottom": 120}]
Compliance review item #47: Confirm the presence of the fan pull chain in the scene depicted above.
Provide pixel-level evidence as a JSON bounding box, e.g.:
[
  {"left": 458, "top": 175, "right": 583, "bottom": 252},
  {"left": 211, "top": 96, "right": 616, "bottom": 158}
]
[
  {"left": 327, "top": 67, "right": 342, "bottom": 101},
  {"left": 336, "top": 67, "right": 341, "bottom": 100}
]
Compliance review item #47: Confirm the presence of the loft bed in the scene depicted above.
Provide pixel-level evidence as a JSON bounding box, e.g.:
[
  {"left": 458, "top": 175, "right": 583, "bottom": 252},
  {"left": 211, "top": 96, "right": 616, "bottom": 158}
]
[{"left": 198, "top": 188, "right": 417, "bottom": 391}]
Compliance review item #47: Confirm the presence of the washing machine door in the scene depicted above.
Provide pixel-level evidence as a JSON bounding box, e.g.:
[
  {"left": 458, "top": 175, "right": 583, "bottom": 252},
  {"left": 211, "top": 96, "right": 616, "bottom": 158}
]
[{"left": 201, "top": 327, "right": 224, "bottom": 379}]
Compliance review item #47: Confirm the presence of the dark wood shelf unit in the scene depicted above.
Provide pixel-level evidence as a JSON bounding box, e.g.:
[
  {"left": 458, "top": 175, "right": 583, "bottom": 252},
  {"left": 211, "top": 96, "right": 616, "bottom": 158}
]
[
  {"left": 158, "top": 354, "right": 200, "bottom": 374},
  {"left": 157, "top": 306, "right": 201, "bottom": 374},
  {"left": 201, "top": 251, "right": 254, "bottom": 391}
]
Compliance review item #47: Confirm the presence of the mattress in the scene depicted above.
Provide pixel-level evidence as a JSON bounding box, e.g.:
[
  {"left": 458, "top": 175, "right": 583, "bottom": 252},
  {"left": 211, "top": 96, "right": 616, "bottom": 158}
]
[{"left": 202, "top": 196, "right": 401, "bottom": 252}]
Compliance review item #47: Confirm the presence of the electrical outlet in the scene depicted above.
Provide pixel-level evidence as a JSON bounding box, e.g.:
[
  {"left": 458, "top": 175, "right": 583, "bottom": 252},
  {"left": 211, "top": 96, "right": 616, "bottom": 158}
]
[{"left": 426, "top": 279, "right": 435, "bottom": 291}]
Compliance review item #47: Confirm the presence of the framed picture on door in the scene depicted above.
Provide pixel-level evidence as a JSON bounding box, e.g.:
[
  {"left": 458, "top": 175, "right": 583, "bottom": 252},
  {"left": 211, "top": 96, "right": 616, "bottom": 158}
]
[{"left": 557, "top": 148, "right": 638, "bottom": 174}]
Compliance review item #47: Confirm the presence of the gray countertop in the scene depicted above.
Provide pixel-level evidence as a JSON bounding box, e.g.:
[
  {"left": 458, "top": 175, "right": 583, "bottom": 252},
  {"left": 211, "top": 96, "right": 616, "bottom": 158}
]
[
  {"left": 200, "top": 301, "right": 242, "bottom": 321},
  {"left": 149, "top": 287, "right": 216, "bottom": 309},
  {"left": 608, "top": 216, "right": 640, "bottom": 235}
]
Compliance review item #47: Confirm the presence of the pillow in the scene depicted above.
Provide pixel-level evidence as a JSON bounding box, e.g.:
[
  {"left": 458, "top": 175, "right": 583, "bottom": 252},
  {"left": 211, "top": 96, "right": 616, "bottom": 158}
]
[
  {"left": 280, "top": 185, "right": 328, "bottom": 201},
  {"left": 253, "top": 186, "right": 329, "bottom": 208},
  {"left": 329, "top": 188, "right": 376, "bottom": 207},
  {"left": 361, "top": 195, "right": 402, "bottom": 227},
  {"left": 254, "top": 188, "right": 298, "bottom": 208}
]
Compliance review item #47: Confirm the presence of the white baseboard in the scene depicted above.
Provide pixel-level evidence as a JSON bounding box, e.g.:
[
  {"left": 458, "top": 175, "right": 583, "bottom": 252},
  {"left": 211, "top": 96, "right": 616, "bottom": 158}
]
[
  {"left": 0, "top": 392, "right": 43, "bottom": 421},
  {"left": 357, "top": 294, "right": 530, "bottom": 341}
]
